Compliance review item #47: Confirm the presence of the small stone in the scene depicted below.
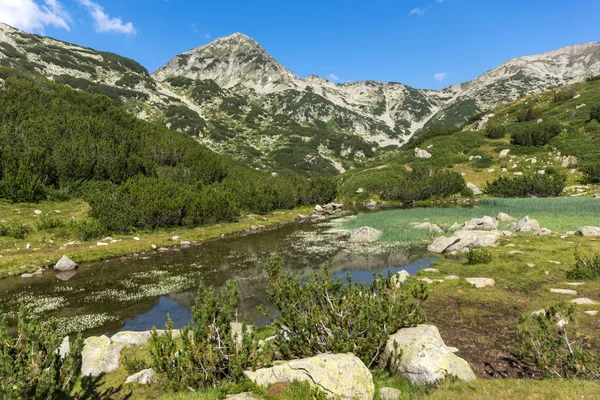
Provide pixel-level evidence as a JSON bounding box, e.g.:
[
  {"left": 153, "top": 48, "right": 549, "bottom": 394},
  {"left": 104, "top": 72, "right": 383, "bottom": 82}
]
[
  {"left": 379, "top": 387, "right": 402, "bottom": 400},
  {"left": 133, "top": 237, "right": 140, "bottom": 241},
  {"left": 547, "top": 260, "right": 561, "bottom": 265},
  {"left": 96, "top": 242, "right": 108, "bottom": 246},
  {"left": 584, "top": 311, "right": 598, "bottom": 316},
  {"left": 21, "top": 273, "right": 34, "bottom": 278},
  {"left": 570, "top": 298, "right": 598, "bottom": 305},
  {"left": 180, "top": 241, "right": 191, "bottom": 246},
  {"left": 527, "top": 263, "right": 536, "bottom": 268},
  {"left": 509, "top": 250, "right": 524, "bottom": 255},
  {"left": 466, "top": 278, "right": 495, "bottom": 288},
  {"left": 419, "top": 278, "right": 434, "bottom": 284},
  {"left": 423, "top": 268, "right": 439, "bottom": 273},
  {"left": 34, "top": 210, "right": 42, "bottom": 215},
  {"left": 445, "top": 275, "right": 459, "bottom": 280},
  {"left": 550, "top": 288, "right": 578, "bottom": 295},
  {"left": 125, "top": 368, "right": 155, "bottom": 385},
  {"left": 531, "top": 309, "right": 546, "bottom": 317}
]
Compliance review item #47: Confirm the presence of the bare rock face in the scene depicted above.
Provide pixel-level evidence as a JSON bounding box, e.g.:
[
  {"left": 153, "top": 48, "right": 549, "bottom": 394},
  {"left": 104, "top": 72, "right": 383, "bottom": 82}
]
[
  {"left": 53, "top": 255, "right": 78, "bottom": 272},
  {"left": 383, "top": 325, "right": 475, "bottom": 386},
  {"left": 349, "top": 226, "right": 383, "bottom": 243},
  {"left": 243, "top": 353, "right": 374, "bottom": 400}
]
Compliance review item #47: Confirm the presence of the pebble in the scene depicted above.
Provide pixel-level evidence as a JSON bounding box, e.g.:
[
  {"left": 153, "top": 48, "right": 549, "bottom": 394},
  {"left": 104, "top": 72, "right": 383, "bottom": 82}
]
[
  {"left": 570, "top": 298, "right": 598, "bottom": 305},
  {"left": 550, "top": 288, "right": 578, "bottom": 295},
  {"left": 584, "top": 311, "right": 598, "bottom": 316}
]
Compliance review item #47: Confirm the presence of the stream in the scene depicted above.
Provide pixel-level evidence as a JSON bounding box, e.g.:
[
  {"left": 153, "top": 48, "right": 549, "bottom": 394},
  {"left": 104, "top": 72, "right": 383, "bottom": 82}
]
[{"left": 0, "top": 214, "right": 435, "bottom": 336}]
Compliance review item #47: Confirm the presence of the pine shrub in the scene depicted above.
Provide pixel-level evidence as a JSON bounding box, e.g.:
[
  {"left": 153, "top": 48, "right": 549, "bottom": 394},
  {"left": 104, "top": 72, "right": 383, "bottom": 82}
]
[
  {"left": 466, "top": 248, "right": 493, "bottom": 265},
  {"left": 515, "top": 107, "right": 542, "bottom": 123},
  {"left": 510, "top": 121, "right": 563, "bottom": 146},
  {"left": 485, "top": 124, "right": 506, "bottom": 139},
  {"left": 485, "top": 170, "right": 566, "bottom": 198},
  {"left": 149, "top": 280, "right": 272, "bottom": 391},
  {"left": 0, "top": 311, "right": 84, "bottom": 399},
  {"left": 517, "top": 303, "right": 600, "bottom": 379},
  {"left": 580, "top": 162, "right": 600, "bottom": 183},
  {"left": 0, "top": 222, "right": 33, "bottom": 239},
  {"left": 590, "top": 105, "right": 600, "bottom": 123},
  {"left": 553, "top": 87, "right": 576, "bottom": 103},
  {"left": 263, "top": 254, "right": 428, "bottom": 368},
  {"left": 566, "top": 252, "right": 600, "bottom": 280}
]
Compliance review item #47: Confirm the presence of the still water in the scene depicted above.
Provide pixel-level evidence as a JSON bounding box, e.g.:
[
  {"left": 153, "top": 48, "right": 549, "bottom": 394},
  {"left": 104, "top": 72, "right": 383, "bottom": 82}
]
[{"left": 0, "top": 216, "right": 434, "bottom": 336}]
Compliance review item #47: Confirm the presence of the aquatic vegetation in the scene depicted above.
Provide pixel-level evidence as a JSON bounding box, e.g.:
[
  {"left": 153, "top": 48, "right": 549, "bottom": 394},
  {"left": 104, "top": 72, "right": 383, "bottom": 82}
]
[
  {"left": 52, "top": 313, "right": 120, "bottom": 336},
  {"left": 9, "top": 293, "right": 67, "bottom": 317}
]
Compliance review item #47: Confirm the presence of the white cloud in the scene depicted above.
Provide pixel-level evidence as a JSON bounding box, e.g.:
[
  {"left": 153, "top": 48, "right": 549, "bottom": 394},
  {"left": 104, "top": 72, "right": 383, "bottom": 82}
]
[
  {"left": 433, "top": 72, "right": 448, "bottom": 81},
  {"left": 0, "top": 0, "right": 71, "bottom": 32},
  {"left": 409, "top": 7, "right": 426, "bottom": 15},
  {"left": 327, "top": 73, "right": 340, "bottom": 81},
  {"left": 79, "top": 0, "right": 136, "bottom": 35}
]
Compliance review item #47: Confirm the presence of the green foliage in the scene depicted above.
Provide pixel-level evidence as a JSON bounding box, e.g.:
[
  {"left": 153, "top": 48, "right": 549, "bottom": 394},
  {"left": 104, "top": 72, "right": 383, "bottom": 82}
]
[
  {"left": 404, "top": 126, "right": 460, "bottom": 150},
  {"left": 485, "top": 124, "right": 506, "bottom": 139},
  {"left": 381, "top": 168, "right": 466, "bottom": 202},
  {"left": 121, "top": 347, "right": 151, "bottom": 374},
  {"left": 515, "top": 107, "right": 542, "bottom": 122},
  {"left": 585, "top": 75, "right": 600, "bottom": 82},
  {"left": 36, "top": 215, "right": 64, "bottom": 231},
  {"left": 510, "top": 121, "right": 563, "bottom": 146},
  {"left": 472, "top": 155, "right": 494, "bottom": 169},
  {"left": 149, "top": 281, "right": 272, "bottom": 391},
  {"left": 517, "top": 303, "right": 600, "bottom": 379},
  {"left": 566, "top": 252, "right": 600, "bottom": 281},
  {"left": 263, "top": 254, "right": 428, "bottom": 368},
  {"left": 485, "top": 170, "right": 566, "bottom": 198},
  {"left": 0, "top": 221, "right": 33, "bottom": 239},
  {"left": 0, "top": 42, "right": 24, "bottom": 59},
  {"left": 0, "top": 311, "right": 84, "bottom": 399},
  {"left": 74, "top": 219, "right": 107, "bottom": 241},
  {"left": 54, "top": 74, "right": 149, "bottom": 104},
  {"left": 590, "top": 105, "right": 600, "bottom": 122},
  {"left": 467, "top": 248, "right": 493, "bottom": 265},
  {"left": 553, "top": 87, "right": 576, "bottom": 103},
  {"left": 579, "top": 162, "right": 600, "bottom": 183}
]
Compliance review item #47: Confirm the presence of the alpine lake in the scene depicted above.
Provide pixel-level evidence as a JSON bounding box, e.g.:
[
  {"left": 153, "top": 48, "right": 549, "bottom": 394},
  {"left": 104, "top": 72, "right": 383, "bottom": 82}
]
[{"left": 0, "top": 208, "right": 435, "bottom": 337}]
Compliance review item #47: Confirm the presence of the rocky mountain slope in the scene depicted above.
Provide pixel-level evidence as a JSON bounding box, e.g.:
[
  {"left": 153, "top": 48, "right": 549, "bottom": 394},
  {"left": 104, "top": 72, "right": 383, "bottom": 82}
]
[{"left": 1, "top": 22, "right": 599, "bottom": 175}]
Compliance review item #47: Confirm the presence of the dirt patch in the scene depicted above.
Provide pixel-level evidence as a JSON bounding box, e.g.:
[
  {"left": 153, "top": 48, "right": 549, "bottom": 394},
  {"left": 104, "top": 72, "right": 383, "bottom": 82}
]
[
  {"left": 423, "top": 295, "right": 535, "bottom": 379},
  {"left": 266, "top": 382, "right": 292, "bottom": 397}
]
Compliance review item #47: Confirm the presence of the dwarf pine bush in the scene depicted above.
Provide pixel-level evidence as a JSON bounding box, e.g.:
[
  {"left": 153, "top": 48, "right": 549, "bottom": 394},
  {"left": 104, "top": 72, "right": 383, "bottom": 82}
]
[
  {"left": 467, "top": 248, "right": 493, "bottom": 265},
  {"left": 149, "top": 280, "right": 272, "bottom": 391},
  {"left": 566, "top": 252, "right": 600, "bottom": 280},
  {"left": 263, "top": 254, "right": 428, "bottom": 368},
  {"left": 0, "top": 311, "right": 84, "bottom": 399},
  {"left": 517, "top": 303, "right": 600, "bottom": 379}
]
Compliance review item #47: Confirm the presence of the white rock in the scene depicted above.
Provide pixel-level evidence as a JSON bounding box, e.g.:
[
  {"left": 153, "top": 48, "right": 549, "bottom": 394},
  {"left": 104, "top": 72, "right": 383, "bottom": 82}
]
[
  {"left": 466, "top": 278, "right": 495, "bottom": 289},
  {"left": 497, "top": 212, "right": 516, "bottom": 222},
  {"left": 125, "top": 368, "right": 155, "bottom": 385},
  {"left": 467, "top": 183, "right": 481, "bottom": 195},
  {"left": 576, "top": 226, "right": 600, "bottom": 237},
  {"left": 379, "top": 387, "right": 402, "bottom": 400},
  {"left": 383, "top": 325, "right": 475, "bottom": 386},
  {"left": 550, "top": 288, "right": 577, "bottom": 295},
  {"left": 53, "top": 255, "right": 78, "bottom": 272},
  {"left": 349, "top": 226, "right": 383, "bottom": 243},
  {"left": 415, "top": 148, "right": 432, "bottom": 159},
  {"left": 499, "top": 149, "right": 510, "bottom": 158},
  {"left": 584, "top": 311, "right": 598, "bottom": 316},
  {"left": 570, "top": 298, "right": 598, "bottom": 305}
]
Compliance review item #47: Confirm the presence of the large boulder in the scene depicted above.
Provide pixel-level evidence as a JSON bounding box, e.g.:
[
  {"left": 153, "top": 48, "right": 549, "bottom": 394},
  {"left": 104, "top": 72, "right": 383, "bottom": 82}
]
[
  {"left": 414, "top": 148, "right": 432, "bottom": 159},
  {"left": 349, "top": 226, "right": 383, "bottom": 244},
  {"left": 428, "top": 230, "right": 501, "bottom": 254},
  {"left": 81, "top": 336, "right": 124, "bottom": 377},
  {"left": 383, "top": 325, "right": 475, "bottom": 385},
  {"left": 515, "top": 216, "right": 542, "bottom": 234},
  {"left": 463, "top": 216, "right": 498, "bottom": 231},
  {"left": 53, "top": 255, "right": 78, "bottom": 271},
  {"left": 576, "top": 226, "right": 600, "bottom": 237},
  {"left": 391, "top": 270, "right": 410, "bottom": 288},
  {"left": 244, "top": 353, "right": 374, "bottom": 400}
]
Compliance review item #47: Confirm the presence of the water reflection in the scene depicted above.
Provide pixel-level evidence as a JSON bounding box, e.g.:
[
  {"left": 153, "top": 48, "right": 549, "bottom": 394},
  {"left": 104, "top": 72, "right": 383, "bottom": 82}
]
[{"left": 0, "top": 218, "right": 435, "bottom": 336}]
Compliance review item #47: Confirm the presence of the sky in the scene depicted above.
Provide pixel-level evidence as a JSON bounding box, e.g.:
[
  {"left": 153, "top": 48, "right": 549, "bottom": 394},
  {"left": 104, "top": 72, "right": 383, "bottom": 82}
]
[{"left": 0, "top": 0, "right": 599, "bottom": 89}]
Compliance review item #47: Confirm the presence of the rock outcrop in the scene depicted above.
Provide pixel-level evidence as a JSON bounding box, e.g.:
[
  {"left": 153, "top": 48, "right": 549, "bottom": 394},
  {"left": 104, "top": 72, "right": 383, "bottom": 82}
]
[
  {"left": 349, "top": 226, "right": 383, "bottom": 244},
  {"left": 53, "top": 255, "right": 78, "bottom": 271},
  {"left": 428, "top": 230, "right": 501, "bottom": 254},
  {"left": 244, "top": 353, "right": 374, "bottom": 400},
  {"left": 576, "top": 226, "right": 600, "bottom": 237}
]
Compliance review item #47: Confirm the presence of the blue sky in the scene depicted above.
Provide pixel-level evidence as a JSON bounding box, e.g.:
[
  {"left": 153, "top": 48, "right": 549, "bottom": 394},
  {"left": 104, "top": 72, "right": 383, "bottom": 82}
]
[{"left": 1, "top": 0, "right": 599, "bottom": 89}]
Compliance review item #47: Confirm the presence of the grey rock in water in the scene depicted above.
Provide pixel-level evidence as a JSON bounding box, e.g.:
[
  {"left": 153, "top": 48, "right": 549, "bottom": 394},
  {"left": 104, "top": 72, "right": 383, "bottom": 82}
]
[
  {"left": 383, "top": 325, "right": 475, "bottom": 386},
  {"left": 53, "top": 255, "right": 78, "bottom": 271},
  {"left": 244, "top": 353, "right": 374, "bottom": 400}
]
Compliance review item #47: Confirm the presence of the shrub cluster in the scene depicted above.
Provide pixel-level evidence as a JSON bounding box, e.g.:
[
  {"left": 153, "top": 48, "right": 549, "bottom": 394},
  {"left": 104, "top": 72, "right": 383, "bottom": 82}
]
[
  {"left": 485, "top": 124, "right": 506, "bottom": 139},
  {"left": 517, "top": 303, "right": 600, "bottom": 379},
  {"left": 149, "top": 280, "right": 272, "bottom": 391},
  {"left": 590, "top": 105, "right": 600, "bottom": 123},
  {"left": 510, "top": 121, "right": 563, "bottom": 146},
  {"left": 381, "top": 168, "right": 466, "bottom": 203},
  {"left": 485, "top": 170, "right": 566, "bottom": 198},
  {"left": 585, "top": 75, "right": 600, "bottom": 82},
  {"left": 553, "top": 87, "right": 576, "bottom": 103},
  {"left": 566, "top": 252, "right": 600, "bottom": 280},
  {"left": 263, "top": 255, "right": 428, "bottom": 368},
  {"left": 0, "top": 222, "right": 32, "bottom": 239},
  {"left": 467, "top": 248, "right": 493, "bottom": 265},
  {"left": 0, "top": 311, "right": 84, "bottom": 399},
  {"left": 515, "top": 107, "right": 542, "bottom": 123},
  {"left": 580, "top": 162, "right": 600, "bottom": 183}
]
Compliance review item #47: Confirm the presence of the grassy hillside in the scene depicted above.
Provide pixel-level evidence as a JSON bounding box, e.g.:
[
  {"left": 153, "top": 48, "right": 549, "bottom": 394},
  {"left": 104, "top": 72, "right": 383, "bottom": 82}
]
[{"left": 337, "top": 76, "right": 600, "bottom": 200}]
